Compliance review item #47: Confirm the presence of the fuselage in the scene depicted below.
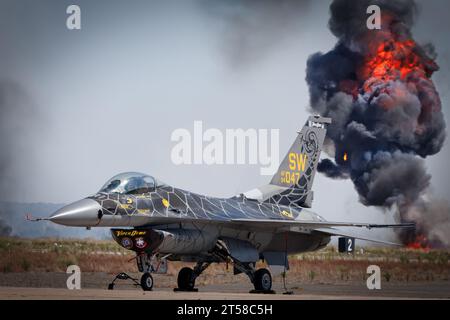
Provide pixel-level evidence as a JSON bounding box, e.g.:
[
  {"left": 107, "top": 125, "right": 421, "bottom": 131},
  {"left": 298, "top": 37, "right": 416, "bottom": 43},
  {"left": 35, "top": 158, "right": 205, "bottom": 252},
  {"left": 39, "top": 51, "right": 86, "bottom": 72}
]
[
  {"left": 49, "top": 115, "right": 335, "bottom": 262},
  {"left": 50, "top": 182, "right": 330, "bottom": 259}
]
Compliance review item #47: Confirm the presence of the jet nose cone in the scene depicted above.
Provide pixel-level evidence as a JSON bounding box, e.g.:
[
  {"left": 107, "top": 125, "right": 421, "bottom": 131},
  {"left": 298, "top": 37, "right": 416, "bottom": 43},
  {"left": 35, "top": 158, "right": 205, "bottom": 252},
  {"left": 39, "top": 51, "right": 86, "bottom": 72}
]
[{"left": 50, "top": 198, "right": 102, "bottom": 226}]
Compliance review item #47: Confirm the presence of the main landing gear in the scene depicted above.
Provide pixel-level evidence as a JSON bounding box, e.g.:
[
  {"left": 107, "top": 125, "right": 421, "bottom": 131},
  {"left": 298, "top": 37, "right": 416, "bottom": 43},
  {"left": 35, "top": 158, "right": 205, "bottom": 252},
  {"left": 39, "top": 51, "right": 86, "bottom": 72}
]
[
  {"left": 175, "top": 261, "right": 210, "bottom": 292},
  {"left": 253, "top": 268, "right": 272, "bottom": 292},
  {"left": 173, "top": 241, "right": 274, "bottom": 293},
  {"left": 212, "top": 240, "right": 274, "bottom": 293},
  {"left": 127, "top": 244, "right": 273, "bottom": 293}
]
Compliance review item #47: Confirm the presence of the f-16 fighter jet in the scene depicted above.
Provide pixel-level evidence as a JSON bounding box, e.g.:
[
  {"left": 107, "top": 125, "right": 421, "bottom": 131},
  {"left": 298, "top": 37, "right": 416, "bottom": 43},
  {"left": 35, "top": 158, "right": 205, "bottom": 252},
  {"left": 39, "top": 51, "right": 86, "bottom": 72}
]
[{"left": 44, "top": 116, "right": 413, "bottom": 292}]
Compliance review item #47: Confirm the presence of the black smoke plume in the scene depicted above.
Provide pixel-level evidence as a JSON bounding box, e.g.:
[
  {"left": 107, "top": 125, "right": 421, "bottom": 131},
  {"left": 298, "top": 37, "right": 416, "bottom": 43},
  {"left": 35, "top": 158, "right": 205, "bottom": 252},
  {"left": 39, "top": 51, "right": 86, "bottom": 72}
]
[{"left": 306, "top": 0, "right": 449, "bottom": 246}]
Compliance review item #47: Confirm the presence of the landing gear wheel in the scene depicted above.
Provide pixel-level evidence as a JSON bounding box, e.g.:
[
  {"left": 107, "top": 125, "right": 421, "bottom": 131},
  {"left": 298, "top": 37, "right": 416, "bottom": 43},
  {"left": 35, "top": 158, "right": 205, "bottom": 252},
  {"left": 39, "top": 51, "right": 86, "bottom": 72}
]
[
  {"left": 140, "top": 272, "right": 153, "bottom": 291},
  {"left": 177, "top": 267, "right": 195, "bottom": 291},
  {"left": 254, "top": 268, "right": 272, "bottom": 291}
]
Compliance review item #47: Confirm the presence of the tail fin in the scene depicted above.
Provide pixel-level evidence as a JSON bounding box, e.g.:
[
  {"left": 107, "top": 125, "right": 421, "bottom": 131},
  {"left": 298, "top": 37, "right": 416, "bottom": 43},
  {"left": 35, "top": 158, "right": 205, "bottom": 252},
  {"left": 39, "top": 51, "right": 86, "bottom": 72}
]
[{"left": 267, "top": 115, "right": 331, "bottom": 208}]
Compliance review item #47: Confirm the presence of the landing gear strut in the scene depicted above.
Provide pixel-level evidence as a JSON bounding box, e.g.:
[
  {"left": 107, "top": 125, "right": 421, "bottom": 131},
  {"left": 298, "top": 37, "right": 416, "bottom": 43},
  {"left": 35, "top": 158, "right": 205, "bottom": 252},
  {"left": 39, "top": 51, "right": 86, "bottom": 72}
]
[{"left": 134, "top": 253, "right": 168, "bottom": 291}]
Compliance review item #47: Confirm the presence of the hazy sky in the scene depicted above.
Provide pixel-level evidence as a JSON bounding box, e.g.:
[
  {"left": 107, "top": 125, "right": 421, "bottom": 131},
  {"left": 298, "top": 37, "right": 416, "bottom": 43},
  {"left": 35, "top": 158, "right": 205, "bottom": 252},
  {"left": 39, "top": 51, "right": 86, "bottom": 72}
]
[{"left": 1, "top": 0, "right": 449, "bottom": 240}]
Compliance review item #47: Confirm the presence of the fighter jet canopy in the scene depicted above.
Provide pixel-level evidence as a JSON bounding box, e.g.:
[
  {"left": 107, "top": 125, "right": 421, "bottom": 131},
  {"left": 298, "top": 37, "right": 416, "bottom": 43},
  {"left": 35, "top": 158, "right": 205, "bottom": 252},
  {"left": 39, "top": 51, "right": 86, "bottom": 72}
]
[{"left": 99, "top": 172, "right": 164, "bottom": 195}]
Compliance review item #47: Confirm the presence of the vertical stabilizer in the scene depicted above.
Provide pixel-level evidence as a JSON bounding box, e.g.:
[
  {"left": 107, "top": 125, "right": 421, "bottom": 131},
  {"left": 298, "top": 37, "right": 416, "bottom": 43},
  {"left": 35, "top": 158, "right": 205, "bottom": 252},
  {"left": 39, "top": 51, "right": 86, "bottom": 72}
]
[{"left": 267, "top": 115, "right": 331, "bottom": 208}]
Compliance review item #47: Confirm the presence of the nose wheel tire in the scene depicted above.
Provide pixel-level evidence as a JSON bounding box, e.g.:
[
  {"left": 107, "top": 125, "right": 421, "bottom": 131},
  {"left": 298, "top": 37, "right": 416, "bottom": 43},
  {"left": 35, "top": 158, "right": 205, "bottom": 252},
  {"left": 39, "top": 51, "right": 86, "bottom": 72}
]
[
  {"left": 254, "top": 268, "right": 272, "bottom": 292},
  {"left": 177, "top": 267, "right": 195, "bottom": 291},
  {"left": 140, "top": 272, "right": 153, "bottom": 291}
]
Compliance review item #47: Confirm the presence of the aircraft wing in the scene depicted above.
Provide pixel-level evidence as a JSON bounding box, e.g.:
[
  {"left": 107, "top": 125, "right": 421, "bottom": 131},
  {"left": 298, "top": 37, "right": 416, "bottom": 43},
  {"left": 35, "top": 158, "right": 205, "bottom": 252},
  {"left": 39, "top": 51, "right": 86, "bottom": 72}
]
[
  {"left": 230, "top": 218, "right": 414, "bottom": 230},
  {"left": 229, "top": 218, "right": 413, "bottom": 246},
  {"left": 313, "top": 227, "right": 402, "bottom": 246}
]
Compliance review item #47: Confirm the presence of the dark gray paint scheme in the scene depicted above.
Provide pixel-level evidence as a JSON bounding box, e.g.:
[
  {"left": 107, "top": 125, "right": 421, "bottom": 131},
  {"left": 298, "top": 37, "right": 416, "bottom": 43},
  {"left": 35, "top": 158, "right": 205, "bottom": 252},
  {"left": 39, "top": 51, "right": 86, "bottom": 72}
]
[{"left": 47, "top": 116, "right": 412, "bottom": 290}]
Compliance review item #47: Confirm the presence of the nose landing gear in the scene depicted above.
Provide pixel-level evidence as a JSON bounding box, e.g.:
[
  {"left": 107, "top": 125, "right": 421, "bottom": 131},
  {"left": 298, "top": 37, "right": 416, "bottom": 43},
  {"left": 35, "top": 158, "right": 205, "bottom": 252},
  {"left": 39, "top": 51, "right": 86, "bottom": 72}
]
[
  {"left": 140, "top": 272, "right": 154, "bottom": 291},
  {"left": 133, "top": 253, "right": 168, "bottom": 291}
]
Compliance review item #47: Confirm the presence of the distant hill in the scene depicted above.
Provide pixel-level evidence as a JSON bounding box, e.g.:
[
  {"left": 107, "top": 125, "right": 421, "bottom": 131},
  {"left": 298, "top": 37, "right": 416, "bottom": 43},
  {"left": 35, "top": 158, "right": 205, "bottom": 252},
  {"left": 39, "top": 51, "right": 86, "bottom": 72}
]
[{"left": 0, "top": 202, "right": 110, "bottom": 239}]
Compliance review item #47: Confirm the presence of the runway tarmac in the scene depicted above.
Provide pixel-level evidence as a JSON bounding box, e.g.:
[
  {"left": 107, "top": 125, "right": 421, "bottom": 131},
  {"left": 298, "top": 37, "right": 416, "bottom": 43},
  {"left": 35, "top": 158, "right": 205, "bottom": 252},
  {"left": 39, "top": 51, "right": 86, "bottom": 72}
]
[{"left": 1, "top": 281, "right": 449, "bottom": 300}]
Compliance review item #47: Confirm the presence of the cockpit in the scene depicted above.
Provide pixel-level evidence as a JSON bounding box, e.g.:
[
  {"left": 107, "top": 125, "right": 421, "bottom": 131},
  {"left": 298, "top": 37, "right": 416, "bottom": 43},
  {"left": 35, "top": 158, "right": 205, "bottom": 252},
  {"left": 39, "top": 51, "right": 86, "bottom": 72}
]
[{"left": 99, "top": 172, "right": 164, "bottom": 195}]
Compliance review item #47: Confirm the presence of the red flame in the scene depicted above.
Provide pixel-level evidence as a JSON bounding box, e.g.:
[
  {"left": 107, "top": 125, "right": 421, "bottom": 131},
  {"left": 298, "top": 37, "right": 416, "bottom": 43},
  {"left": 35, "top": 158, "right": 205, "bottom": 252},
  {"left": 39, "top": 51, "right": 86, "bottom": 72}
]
[
  {"left": 343, "top": 152, "right": 348, "bottom": 162},
  {"left": 338, "top": 11, "right": 438, "bottom": 99},
  {"left": 359, "top": 38, "right": 436, "bottom": 93},
  {"left": 407, "top": 234, "right": 430, "bottom": 251},
  {"left": 338, "top": 21, "right": 441, "bottom": 130}
]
